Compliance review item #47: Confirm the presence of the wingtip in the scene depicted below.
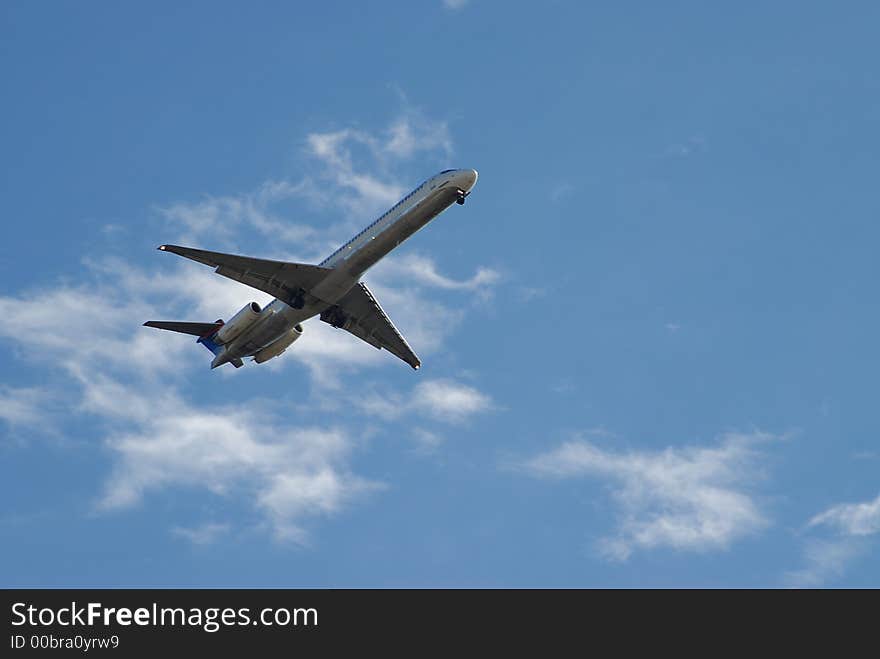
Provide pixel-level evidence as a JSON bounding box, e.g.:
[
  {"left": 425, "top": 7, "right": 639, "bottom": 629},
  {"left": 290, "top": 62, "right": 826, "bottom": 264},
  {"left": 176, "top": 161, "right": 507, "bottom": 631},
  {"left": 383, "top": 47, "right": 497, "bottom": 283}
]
[{"left": 158, "top": 245, "right": 167, "bottom": 251}]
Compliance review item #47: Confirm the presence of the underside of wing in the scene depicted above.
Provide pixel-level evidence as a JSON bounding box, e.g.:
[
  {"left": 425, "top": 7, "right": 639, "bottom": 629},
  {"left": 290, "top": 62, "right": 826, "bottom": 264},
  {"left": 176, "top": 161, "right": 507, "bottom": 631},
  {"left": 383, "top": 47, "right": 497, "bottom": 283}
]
[
  {"left": 158, "top": 244, "right": 333, "bottom": 307},
  {"left": 320, "top": 282, "right": 421, "bottom": 369},
  {"left": 143, "top": 320, "right": 222, "bottom": 337}
]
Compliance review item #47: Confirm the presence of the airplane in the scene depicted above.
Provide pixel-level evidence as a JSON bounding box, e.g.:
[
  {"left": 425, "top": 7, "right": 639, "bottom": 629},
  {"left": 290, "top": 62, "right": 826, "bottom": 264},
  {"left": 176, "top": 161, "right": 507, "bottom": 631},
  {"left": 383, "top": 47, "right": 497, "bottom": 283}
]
[{"left": 144, "top": 168, "right": 479, "bottom": 370}]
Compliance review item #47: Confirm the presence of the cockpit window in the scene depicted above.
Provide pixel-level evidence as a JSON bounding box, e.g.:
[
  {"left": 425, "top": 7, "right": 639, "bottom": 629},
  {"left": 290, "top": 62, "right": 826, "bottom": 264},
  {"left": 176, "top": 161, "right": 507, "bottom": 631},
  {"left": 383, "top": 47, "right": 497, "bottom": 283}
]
[{"left": 440, "top": 169, "right": 455, "bottom": 174}]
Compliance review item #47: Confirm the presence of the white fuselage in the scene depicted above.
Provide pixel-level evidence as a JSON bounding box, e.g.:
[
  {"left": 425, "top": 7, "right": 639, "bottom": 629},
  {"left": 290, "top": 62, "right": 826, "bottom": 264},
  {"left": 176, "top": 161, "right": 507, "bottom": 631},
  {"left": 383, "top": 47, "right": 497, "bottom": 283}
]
[{"left": 220, "top": 168, "right": 478, "bottom": 362}]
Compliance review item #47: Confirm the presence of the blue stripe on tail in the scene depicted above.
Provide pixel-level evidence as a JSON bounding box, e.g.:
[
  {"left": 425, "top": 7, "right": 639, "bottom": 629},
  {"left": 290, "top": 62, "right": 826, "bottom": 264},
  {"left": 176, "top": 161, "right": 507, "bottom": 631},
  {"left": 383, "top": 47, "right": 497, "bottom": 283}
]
[{"left": 197, "top": 334, "right": 223, "bottom": 356}]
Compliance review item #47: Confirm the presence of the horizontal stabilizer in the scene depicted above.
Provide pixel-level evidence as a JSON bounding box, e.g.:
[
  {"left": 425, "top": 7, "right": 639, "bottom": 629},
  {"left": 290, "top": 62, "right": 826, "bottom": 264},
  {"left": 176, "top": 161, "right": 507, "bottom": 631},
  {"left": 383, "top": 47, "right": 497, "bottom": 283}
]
[{"left": 143, "top": 320, "right": 222, "bottom": 337}]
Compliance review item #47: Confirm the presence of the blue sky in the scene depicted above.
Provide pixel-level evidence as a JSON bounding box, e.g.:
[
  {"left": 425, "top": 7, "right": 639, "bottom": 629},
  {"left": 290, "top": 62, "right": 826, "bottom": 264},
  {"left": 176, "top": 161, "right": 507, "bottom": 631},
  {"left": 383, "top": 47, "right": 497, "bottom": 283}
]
[{"left": 2, "top": 1, "right": 880, "bottom": 587}]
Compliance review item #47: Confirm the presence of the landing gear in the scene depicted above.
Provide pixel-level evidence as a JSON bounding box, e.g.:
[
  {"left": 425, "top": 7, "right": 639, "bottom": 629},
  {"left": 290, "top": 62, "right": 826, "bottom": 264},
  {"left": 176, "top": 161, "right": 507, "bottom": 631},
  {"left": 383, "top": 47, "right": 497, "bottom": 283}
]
[
  {"left": 456, "top": 189, "right": 468, "bottom": 205},
  {"left": 291, "top": 294, "right": 305, "bottom": 309}
]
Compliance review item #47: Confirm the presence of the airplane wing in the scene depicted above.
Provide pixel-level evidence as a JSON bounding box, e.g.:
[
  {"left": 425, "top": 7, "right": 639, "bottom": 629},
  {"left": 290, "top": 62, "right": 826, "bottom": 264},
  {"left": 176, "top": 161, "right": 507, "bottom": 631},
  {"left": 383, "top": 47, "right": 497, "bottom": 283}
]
[
  {"left": 143, "top": 320, "right": 222, "bottom": 336},
  {"left": 158, "top": 244, "right": 333, "bottom": 307},
  {"left": 320, "top": 282, "right": 421, "bottom": 370}
]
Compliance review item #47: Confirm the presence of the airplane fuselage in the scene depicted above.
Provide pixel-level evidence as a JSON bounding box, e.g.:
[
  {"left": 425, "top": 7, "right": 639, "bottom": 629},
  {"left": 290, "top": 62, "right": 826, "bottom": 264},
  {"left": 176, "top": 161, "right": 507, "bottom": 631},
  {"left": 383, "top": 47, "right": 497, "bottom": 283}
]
[{"left": 212, "top": 168, "right": 478, "bottom": 366}]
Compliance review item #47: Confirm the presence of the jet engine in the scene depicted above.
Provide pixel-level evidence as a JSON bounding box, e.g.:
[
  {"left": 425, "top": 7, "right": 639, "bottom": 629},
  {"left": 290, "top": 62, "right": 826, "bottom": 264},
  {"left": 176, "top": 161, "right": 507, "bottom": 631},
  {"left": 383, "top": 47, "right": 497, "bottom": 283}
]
[
  {"left": 215, "top": 302, "right": 262, "bottom": 344},
  {"left": 253, "top": 324, "right": 303, "bottom": 364}
]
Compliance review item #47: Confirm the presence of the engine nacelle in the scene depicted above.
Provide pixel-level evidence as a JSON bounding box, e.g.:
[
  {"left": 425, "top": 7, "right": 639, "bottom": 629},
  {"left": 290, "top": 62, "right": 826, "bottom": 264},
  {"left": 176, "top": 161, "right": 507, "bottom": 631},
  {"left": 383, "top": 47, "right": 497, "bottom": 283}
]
[
  {"left": 253, "top": 324, "right": 303, "bottom": 364},
  {"left": 215, "top": 302, "right": 262, "bottom": 344}
]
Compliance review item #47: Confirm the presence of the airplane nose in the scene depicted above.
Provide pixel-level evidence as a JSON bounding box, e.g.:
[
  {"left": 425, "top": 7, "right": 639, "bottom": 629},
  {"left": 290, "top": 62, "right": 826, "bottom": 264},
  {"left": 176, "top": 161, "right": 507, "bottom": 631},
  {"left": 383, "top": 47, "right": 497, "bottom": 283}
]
[{"left": 462, "top": 169, "right": 478, "bottom": 191}]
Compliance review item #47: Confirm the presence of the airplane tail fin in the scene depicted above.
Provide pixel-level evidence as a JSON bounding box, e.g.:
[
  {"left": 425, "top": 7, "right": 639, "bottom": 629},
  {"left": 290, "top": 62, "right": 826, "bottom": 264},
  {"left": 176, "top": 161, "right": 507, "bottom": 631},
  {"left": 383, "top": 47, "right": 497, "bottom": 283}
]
[{"left": 143, "top": 319, "right": 241, "bottom": 367}]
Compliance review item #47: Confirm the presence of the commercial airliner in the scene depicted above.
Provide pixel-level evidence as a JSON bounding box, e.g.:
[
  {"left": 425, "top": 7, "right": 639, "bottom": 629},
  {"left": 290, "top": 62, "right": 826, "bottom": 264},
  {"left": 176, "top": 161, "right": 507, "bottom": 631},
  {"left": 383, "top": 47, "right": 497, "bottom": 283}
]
[{"left": 144, "top": 168, "right": 478, "bottom": 370}]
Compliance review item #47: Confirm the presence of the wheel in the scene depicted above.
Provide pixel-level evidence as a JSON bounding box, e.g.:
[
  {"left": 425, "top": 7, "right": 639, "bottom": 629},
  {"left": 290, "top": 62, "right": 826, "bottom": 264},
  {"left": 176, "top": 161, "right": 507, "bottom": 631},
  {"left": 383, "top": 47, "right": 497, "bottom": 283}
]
[{"left": 456, "top": 195, "right": 466, "bottom": 205}]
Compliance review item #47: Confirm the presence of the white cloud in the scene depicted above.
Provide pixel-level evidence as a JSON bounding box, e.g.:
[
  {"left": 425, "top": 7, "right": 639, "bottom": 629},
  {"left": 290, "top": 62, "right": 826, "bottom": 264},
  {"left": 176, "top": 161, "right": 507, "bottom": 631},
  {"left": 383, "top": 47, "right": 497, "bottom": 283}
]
[
  {"left": 411, "top": 379, "right": 493, "bottom": 423},
  {"left": 172, "top": 522, "right": 231, "bottom": 546},
  {"left": 786, "top": 491, "right": 880, "bottom": 586},
  {"left": 371, "top": 253, "right": 500, "bottom": 293},
  {"left": 306, "top": 129, "right": 406, "bottom": 216},
  {"left": 89, "top": 375, "right": 381, "bottom": 543},
  {"left": 383, "top": 114, "right": 453, "bottom": 159},
  {"left": 808, "top": 493, "right": 880, "bottom": 536},
  {"left": 299, "top": 109, "right": 452, "bottom": 219},
  {"left": 517, "top": 286, "right": 546, "bottom": 302},
  {"left": 784, "top": 538, "right": 867, "bottom": 588},
  {"left": 411, "top": 428, "right": 445, "bottom": 452},
  {"left": 0, "top": 282, "right": 190, "bottom": 377},
  {"left": 0, "top": 386, "right": 49, "bottom": 429},
  {"left": 158, "top": 191, "right": 317, "bottom": 248},
  {"left": 523, "top": 431, "right": 776, "bottom": 561},
  {"left": 114, "top": 415, "right": 377, "bottom": 543},
  {"left": 354, "top": 389, "right": 406, "bottom": 420},
  {"left": 355, "top": 378, "right": 492, "bottom": 425}
]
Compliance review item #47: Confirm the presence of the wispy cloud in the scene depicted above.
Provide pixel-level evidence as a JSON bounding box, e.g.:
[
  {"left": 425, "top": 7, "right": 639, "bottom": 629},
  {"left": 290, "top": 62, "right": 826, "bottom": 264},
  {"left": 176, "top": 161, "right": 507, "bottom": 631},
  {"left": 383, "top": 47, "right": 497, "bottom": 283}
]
[
  {"left": 384, "top": 113, "right": 453, "bottom": 159},
  {"left": 0, "top": 282, "right": 190, "bottom": 377},
  {"left": 372, "top": 253, "right": 500, "bottom": 293},
  {"left": 0, "top": 386, "right": 50, "bottom": 430},
  {"left": 808, "top": 493, "right": 880, "bottom": 536},
  {"left": 305, "top": 129, "right": 406, "bottom": 216},
  {"left": 411, "top": 379, "right": 493, "bottom": 423},
  {"left": 355, "top": 378, "right": 493, "bottom": 425},
  {"left": 517, "top": 286, "right": 546, "bottom": 302},
  {"left": 172, "top": 522, "right": 231, "bottom": 546},
  {"left": 410, "top": 428, "right": 445, "bottom": 452},
  {"left": 522, "top": 431, "right": 778, "bottom": 561},
  {"left": 158, "top": 187, "right": 318, "bottom": 249},
  {"left": 784, "top": 538, "right": 867, "bottom": 588},
  {"left": 96, "top": 382, "right": 382, "bottom": 544},
  {"left": 785, "top": 492, "right": 880, "bottom": 586},
  {"left": 300, "top": 108, "right": 452, "bottom": 219}
]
